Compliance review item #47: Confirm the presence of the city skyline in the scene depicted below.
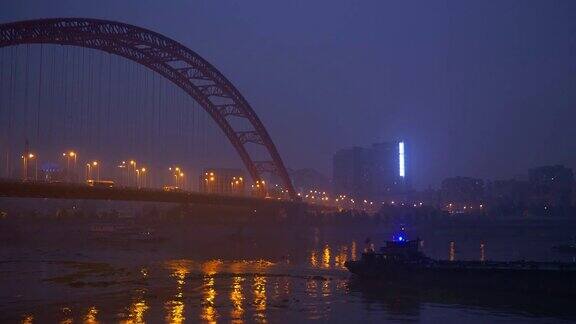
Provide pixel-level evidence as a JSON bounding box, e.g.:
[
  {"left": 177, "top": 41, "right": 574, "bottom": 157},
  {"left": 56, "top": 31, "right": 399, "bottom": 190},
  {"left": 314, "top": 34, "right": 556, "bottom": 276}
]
[{"left": 1, "top": 1, "right": 576, "bottom": 189}]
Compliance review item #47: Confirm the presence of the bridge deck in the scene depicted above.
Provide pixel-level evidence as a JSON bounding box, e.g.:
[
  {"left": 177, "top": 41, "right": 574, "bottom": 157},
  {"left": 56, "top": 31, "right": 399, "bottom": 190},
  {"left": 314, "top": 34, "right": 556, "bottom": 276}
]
[{"left": 0, "top": 180, "right": 302, "bottom": 209}]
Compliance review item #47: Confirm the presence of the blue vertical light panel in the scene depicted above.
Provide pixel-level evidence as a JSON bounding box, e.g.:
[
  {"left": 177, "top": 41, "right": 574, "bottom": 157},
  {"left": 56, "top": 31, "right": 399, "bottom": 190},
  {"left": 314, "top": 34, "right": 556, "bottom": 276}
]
[{"left": 399, "top": 141, "right": 405, "bottom": 177}]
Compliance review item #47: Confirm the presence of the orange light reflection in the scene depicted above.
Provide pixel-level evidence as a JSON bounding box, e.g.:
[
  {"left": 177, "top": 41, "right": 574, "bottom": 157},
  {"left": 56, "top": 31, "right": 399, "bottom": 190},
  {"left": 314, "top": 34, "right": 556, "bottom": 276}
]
[
  {"left": 252, "top": 276, "right": 267, "bottom": 323},
  {"left": 201, "top": 276, "right": 218, "bottom": 324},
  {"left": 230, "top": 276, "right": 245, "bottom": 323}
]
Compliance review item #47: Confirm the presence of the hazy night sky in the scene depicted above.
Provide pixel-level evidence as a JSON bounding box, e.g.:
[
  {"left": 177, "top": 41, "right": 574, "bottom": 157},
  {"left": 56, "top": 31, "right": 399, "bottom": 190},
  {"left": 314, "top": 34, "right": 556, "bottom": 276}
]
[{"left": 1, "top": 1, "right": 576, "bottom": 188}]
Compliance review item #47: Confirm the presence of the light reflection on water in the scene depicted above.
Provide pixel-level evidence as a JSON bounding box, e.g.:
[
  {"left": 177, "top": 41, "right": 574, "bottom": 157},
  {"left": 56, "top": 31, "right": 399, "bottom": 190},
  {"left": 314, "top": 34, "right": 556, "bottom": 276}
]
[
  {"left": 322, "top": 244, "right": 331, "bottom": 269},
  {"left": 121, "top": 289, "right": 148, "bottom": 324},
  {"left": 252, "top": 276, "right": 267, "bottom": 323},
  {"left": 21, "top": 315, "right": 33, "bottom": 324},
  {"left": 8, "top": 236, "right": 576, "bottom": 323},
  {"left": 165, "top": 260, "right": 190, "bottom": 324},
  {"left": 201, "top": 276, "right": 217, "bottom": 323},
  {"left": 351, "top": 240, "right": 357, "bottom": 261},
  {"left": 59, "top": 307, "right": 73, "bottom": 324},
  {"left": 310, "top": 242, "right": 355, "bottom": 270},
  {"left": 83, "top": 306, "right": 98, "bottom": 324},
  {"left": 309, "top": 250, "right": 318, "bottom": 268},
  {"left": 230, "top": 276, "right": 245, "bottom": 323},
  {"left": 306, "top": 278, "right": 318, "bottom": 298},
  {"left": 334, "top": 245, "right": 348, "bottom": 269}
]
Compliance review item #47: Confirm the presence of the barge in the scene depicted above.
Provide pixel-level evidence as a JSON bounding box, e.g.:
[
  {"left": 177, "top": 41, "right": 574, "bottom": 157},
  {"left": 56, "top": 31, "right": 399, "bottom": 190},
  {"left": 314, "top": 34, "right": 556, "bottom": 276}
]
[{"left": 344, "top": 236, "right": 576, "bottom": 296}]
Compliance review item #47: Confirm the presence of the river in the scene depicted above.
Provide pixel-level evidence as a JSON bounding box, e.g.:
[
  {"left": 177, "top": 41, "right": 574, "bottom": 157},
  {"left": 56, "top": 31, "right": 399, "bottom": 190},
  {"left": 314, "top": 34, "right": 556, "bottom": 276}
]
[{"left": 0, "top": 218, "right": 575, "bottom": 323}]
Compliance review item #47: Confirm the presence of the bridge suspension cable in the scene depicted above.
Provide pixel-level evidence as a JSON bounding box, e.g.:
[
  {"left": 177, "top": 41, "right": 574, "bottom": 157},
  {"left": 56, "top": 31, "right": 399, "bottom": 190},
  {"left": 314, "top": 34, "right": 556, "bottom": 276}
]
[{"left": 0, "top": 18, "right": 296, "bottom": 198}]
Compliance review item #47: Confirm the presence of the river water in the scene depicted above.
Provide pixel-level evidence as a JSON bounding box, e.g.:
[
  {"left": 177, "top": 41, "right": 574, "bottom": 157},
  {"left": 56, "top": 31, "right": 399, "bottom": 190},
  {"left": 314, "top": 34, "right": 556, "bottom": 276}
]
[{"left": 1, "top": 219, "right": 575, "bottom": 323}]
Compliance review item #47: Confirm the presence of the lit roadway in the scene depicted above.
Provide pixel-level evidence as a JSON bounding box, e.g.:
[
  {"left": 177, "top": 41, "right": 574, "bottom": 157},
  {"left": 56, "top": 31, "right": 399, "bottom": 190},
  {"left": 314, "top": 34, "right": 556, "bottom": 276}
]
[{"left": 0, "top": 180, "right": 335, "bottom": 212}]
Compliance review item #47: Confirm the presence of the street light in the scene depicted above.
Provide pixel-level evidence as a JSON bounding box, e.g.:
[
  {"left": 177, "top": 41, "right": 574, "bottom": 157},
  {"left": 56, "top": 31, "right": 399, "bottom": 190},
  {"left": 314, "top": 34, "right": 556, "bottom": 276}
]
[
  {"left": 118, "top": 161, "right": 127, "bottom": 186},
  {"left": 129, "top": 160, "right": 137, "bottom": 187},
  {"left": 169, "top": 167, "right": 177, "bottom": 186},
  {"left": 28, "top": 154, "right": 37, "bottom": 181},
  {"left": 92, "top": 161, "right": 99, "bottom": 181},
  {"left": 63, "top": 151, "right": 77, "bottom": 181},
  {"left": 206, "top": 172, "right": 215, "bottom": 193},
  {"left": 69, "top": 152, "right": 77, "bottom": 170},
  {"left": 21, "top": 153, "right": 37, "bottom": 180},
  {"left": 86, "top": 161, "right": 99, "bottom": 181},
  {"left": 86, "top": 163, "right": 91, "bottom": 181},
  {"left": 140, "top": 167, "right": 147, "bottom": 187},
  {"left": 169, "top": 166, "right": 184, "bottom": 188}
]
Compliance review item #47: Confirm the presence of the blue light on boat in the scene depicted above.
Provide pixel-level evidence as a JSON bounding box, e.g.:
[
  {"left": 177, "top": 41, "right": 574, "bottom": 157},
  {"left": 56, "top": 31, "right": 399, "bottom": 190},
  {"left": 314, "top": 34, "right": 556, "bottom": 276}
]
[{"left": 393, "top": 231, "right": 408, "bottom": 242}]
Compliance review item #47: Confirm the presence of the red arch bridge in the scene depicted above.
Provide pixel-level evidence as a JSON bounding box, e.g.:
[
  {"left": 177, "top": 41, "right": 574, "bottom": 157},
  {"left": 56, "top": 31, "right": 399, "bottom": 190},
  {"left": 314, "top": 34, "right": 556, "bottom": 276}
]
[{"left": 0, "top": 18, "right": 307, "bottom": 205}]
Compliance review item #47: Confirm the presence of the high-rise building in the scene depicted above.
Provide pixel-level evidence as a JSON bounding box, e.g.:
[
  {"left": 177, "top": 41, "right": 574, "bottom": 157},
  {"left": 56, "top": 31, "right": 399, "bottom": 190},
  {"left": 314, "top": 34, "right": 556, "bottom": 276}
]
[
  {"left": 332, "top": 141, "right": 408, "bottom": 199},
  {"left": 199, "top": 168, "right": 246, "bottom": 196},
  {"left": 486, "top": 179, "right": 530, "bottom": 208}
]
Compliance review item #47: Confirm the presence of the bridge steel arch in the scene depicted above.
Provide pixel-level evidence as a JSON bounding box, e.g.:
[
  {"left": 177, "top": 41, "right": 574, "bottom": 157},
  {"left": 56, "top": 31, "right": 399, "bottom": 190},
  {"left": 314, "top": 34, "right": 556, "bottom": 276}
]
[{"left": 0, "top": 18, "right": 296, "bottom": 199}]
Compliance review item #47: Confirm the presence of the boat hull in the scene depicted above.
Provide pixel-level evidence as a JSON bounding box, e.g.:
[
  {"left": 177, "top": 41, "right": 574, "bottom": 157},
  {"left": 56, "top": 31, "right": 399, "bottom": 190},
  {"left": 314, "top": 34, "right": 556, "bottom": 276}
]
[{"left": 345, "top": 260, "right": 576, "bottom": 296}]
